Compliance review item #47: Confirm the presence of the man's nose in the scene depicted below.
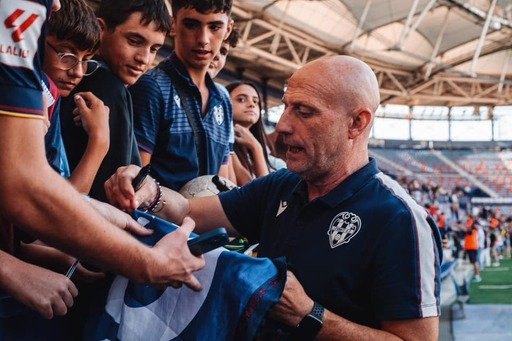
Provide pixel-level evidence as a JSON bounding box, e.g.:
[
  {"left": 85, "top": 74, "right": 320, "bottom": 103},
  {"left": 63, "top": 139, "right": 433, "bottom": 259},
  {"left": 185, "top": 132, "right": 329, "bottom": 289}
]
[
  {"left": 135, "top": 48, "right": 150, "bottom": 65},
  {"left": 275, "top": 110, "right": 291, "bottom": 134},
  {"left": 197, "top": 27, "right": 209, "bottom": 47}
]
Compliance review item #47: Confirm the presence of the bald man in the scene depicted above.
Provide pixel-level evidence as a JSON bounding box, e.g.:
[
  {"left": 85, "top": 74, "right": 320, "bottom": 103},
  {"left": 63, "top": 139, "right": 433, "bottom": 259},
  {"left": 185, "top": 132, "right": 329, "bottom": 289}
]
[{"left": 105, "top": 55, "right": 442, "bottom": 339}]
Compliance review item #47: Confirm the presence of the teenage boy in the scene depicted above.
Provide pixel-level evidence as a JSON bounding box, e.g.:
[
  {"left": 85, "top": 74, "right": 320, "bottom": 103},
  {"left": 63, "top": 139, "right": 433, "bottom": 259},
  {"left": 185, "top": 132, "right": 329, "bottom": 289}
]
[
  {"left": 60, "top": 0, "right": 170, "bottom": 202},
  {"left": 129, "top": 0, "right": 234, "bottom": 191},
  {"left": 43, "top": 0, "right": 109, "bottom": 194},
  {"left": 0, "top": 0, "right": 204, "bottom": 324},
  {"left": 208, "top": 26, "right": 239, "bottom": 78}
]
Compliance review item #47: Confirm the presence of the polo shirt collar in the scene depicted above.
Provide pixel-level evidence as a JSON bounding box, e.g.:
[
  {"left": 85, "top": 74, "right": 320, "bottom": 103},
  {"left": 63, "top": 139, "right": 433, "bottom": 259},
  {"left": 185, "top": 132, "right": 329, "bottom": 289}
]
[
  {"left": 166, "top": 52, "right": 222, "bottom": 101},
  {"left": 292, "top": 158, "right": 380, "bottom": 208}
]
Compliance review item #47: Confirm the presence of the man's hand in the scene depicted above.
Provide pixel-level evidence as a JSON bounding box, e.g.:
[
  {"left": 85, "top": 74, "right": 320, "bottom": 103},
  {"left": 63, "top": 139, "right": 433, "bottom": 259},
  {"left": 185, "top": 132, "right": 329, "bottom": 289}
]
[
  {"left": 87, "top": 197, "right": 152, "bottom": 236},
  {"left": 3, "top": 257, "right": 78, "bottom": 319},
  {"left": 150, "top": 216, "right": 205, "bottom": 291},
  {"left": 270, "top": 271, "right": 314, "bottom": 326},
  {"left": 105, "top": 165, "right": 158, "bottom": 212}
]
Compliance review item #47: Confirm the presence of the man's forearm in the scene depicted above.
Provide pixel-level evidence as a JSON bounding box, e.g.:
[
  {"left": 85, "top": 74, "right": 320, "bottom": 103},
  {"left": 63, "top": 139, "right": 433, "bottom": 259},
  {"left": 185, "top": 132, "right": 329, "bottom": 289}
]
[
  {"left": 0, "top": 117, "right": 153, "bottom": 282},
  {"left": 317, "top": 310, "right": 401, "bottom": 341},
  {"left": 317, "top": 310, "right": 438, "bottom": 341}
]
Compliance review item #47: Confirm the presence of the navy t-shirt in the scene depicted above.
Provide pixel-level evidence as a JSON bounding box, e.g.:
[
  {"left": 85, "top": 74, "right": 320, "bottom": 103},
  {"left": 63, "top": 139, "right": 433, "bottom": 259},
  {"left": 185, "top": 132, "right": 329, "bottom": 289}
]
[{"left": 220, "top": 159, "right": 442, "bottom": 327}]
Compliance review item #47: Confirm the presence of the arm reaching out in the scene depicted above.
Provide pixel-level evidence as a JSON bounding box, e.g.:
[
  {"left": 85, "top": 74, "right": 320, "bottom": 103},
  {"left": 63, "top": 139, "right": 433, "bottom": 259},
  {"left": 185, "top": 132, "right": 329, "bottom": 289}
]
[
  {"left": 0, "top": 251, "right": 78, "bottom": 319},
  {"left": 104, "top": 165, "right": 236, "bottom": 235}
]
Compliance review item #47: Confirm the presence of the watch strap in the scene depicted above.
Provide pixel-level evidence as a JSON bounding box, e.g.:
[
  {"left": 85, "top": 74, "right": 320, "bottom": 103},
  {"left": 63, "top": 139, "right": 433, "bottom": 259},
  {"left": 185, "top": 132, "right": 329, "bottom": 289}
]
[{"left": 290, "top": 301, "right": 325, "bottom": 340}]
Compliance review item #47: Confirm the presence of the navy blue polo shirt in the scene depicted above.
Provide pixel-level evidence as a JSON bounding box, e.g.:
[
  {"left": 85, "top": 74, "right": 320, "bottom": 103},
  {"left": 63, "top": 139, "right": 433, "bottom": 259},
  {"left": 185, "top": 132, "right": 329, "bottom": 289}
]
[
  {"left": 130, "top": 52, "right": 233, "bottom": 191},
  {"left": 219, "top": 159, "right": 442, "bottom": 328}
]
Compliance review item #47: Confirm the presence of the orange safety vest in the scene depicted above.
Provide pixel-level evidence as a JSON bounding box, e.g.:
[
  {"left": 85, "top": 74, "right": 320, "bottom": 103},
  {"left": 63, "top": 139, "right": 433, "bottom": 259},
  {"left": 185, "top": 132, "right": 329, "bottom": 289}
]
[
  {"left": 490, "top": 218, "right": 500, "bottom": 229},
  {"left": 464, "top": 228, "right": 479, "bottom": 250},
  {"left": 437, "top": 215, "right": 446, "bottom": 229}
]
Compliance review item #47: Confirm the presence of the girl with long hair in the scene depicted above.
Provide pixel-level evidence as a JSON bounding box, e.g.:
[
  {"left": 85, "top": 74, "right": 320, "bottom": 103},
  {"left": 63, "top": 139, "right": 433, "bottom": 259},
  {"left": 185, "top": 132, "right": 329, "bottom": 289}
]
[{"left": 226, "top": 81, "right": 274, "bottom": 185}]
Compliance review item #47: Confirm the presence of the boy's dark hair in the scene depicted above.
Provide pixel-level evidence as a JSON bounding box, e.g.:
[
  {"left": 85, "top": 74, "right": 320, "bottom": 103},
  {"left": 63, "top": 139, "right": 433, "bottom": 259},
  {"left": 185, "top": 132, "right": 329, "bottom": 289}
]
[
  {"left": 225, "top": 25, "right": 239, "bottom": 48},
  {"left": 97, "top": 0, "right": 171, "bottom": 34},
  {"left": 171, "top": 0, "right": 233, "bottom": 17},
  {"left": 47, "top": 0, "right": 100, "bottom": 52}
]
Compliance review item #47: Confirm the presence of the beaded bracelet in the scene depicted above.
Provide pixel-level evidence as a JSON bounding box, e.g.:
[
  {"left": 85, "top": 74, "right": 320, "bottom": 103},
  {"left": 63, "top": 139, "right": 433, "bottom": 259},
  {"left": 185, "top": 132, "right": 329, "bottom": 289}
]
[{"left": 142, "top": 180, "right": 162, "bottom": 213}]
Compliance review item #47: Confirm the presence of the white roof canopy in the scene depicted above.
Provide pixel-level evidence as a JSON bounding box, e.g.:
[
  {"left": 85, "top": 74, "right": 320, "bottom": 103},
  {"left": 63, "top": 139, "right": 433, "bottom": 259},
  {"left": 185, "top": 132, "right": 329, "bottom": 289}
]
[{"left": 227, "top": 0, "right": 512, "bottom": 106}]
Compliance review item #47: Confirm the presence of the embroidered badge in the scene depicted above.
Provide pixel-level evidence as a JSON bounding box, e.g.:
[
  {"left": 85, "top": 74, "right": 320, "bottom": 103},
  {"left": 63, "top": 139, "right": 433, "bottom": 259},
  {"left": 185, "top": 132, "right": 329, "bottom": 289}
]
[
  {"left": 327, "top": 212, "right": 361, "bottom": 248},
  {"left": 213, "top": 105, "right": 224, "bottom": 125},
  {"left": 174, "top": 94, "right": 181, "bottom": 108}
]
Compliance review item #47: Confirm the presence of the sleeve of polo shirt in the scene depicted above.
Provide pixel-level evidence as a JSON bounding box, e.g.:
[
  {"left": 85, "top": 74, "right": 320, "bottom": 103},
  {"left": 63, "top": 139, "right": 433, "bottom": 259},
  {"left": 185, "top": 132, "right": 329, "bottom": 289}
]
[
  {"left": 370, "top": 209, "right": 441, "bottom": 321},
  {"left": 218, "top": 175, "right": 271, "bottom": 243},
  {"left": 130, "top": 73, "right": 163, "bottom": 154},
  {"left": 0, "top": 1, "right": 48, "bottom": 120}
]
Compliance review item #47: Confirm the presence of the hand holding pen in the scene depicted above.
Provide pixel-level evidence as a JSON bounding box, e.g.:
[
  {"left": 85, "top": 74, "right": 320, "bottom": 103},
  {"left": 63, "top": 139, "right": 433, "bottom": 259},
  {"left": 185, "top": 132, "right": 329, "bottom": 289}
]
[{"left": 132, "top": 164, "right": 151, "bottom": 191}]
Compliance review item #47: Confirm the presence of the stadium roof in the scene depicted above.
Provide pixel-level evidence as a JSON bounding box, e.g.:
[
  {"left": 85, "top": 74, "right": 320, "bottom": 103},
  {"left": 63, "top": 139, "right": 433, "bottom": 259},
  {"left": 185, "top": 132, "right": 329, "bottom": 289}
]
[{"left": 225, "top": 0, "right": 512, "bottom": 107}]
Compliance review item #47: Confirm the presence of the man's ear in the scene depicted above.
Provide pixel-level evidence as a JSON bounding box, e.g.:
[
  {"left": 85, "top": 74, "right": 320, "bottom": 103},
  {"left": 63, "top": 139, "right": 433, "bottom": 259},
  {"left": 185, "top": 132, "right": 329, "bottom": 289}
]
[
  {"left": 223, "top": 19, "right": 234, "bottom": 41},
  {"left": 348, "top": 109, "right": 372, "bottom": 139},
  {"left": 97, "top": 18, "right": 107, "bottom": 37},
  {"left": 170, "top": 16, "right": 176, "bottom": 37}
]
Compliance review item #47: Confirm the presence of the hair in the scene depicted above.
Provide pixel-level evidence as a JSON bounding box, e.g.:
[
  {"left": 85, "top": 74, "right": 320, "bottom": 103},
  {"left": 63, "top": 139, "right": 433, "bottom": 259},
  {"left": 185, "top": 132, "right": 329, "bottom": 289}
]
[
  {"left": 171, "top": 0, "right": 233, "bottom": 17},
  {"left": 226, "top": 81, "right": 274, "bottom": 173},
  {"left": 47, "top": 0, "right": 100, "bottom": 52},
  {"left": 225, "top": 25, "right": 239, "bottom": 48},
  {"left": 97, "top": 0, "right": 171, "bottom": 34}
]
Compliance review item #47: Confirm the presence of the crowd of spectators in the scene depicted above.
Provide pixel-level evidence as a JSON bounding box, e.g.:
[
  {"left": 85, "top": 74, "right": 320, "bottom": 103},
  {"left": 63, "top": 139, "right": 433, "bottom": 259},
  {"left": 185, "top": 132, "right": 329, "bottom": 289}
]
[{"left": 397, "top": 177, "right": 512, "bottom": 282}]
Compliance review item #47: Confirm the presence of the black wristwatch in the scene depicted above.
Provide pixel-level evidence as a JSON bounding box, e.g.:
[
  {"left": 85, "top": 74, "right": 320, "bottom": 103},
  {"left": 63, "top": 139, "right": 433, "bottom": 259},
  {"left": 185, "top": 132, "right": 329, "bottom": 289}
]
[{"left": 290, "top": 301, "right": 325, "bottom": 340}]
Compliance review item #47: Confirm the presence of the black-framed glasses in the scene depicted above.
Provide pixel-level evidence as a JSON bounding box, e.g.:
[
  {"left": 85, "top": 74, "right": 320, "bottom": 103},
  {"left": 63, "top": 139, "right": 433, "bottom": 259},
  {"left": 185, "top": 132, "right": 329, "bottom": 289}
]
[{"left": 46, "top": 42, "right": 99, "bottom": 76}]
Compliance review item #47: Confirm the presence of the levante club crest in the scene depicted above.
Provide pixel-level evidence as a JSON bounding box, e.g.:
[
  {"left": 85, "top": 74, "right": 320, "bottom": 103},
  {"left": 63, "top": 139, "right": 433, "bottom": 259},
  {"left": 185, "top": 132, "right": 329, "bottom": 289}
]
[{"left": 327, "top": 212, "right": 361, "bottom": 248}]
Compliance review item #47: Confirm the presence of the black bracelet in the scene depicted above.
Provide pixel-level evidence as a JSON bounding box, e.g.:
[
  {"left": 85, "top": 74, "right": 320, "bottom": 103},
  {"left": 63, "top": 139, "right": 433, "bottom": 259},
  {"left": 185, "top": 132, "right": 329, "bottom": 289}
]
[
  {"left": 143, "top": 180, "right": 162, "bottom": 213},
  {"left": 152, "top": 186, "right": 166, "bottom": 213}
]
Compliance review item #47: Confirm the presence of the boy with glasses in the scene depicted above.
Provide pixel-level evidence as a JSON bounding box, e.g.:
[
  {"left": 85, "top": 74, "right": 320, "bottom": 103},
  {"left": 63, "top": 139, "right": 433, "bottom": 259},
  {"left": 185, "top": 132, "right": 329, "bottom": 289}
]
[{"left": 43, "top": 0, "right": 109, "bottom": 194}]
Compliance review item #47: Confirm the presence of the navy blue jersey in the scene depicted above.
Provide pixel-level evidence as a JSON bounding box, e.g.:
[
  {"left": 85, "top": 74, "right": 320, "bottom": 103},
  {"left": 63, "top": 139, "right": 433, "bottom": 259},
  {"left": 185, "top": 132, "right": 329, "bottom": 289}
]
[
  {"left": 130, "top": 52, "right": 233, "bottom": 191},
  {"left": 0, "top": 0, "right": 53, "bottom": 119},
  {"left": 220, "top": 159, "right": 442, "bottom": 327}
]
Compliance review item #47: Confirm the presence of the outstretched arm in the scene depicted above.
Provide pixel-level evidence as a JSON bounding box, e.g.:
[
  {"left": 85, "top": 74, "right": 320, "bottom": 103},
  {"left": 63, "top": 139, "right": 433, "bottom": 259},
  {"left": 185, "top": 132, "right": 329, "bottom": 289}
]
[
  {"left": 0, "top": 251, "right": 78, "bottom": 319},
  {"left": 0, "top": 116, "right": 204, "bottom": 289},
  {"left": 105, "top": 165, "right": 235, "bottom": 234}
]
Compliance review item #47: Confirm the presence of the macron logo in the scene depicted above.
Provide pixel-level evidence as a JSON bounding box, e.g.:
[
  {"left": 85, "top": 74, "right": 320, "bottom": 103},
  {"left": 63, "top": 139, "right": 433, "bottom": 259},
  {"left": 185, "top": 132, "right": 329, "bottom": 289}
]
[
  {"left": 276, "top": 200, "right": 288, "bottom": 217},
  {"left": 4, "top": 9, "right": 39, "bottom": 42}
]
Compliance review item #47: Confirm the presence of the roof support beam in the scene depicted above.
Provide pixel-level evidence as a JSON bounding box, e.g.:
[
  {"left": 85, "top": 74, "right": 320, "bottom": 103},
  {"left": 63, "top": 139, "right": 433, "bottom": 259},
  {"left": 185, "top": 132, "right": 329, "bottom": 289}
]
[
  {"left": 404, "top": 0, "right": 437, "bottom": 44},
  {"left": 398, "top": 0, "right": 420, "bottom": 50},
  {"left": 350, "top": 0, "right": 372, "bottom": 51},
  {"left": 470, "top": 0, "right": 498, "bottom": 76},
  {"left": 498, "top": 50, "right": 511, "bottom": 93},
  {"left": 425, "top": 8, "right": 450, "bottom": 79}
]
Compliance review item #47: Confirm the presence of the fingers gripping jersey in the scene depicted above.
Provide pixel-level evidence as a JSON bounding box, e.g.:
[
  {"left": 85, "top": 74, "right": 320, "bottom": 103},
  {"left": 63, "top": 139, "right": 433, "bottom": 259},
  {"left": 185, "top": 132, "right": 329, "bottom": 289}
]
[{"left": 0, "top": 0, "right": 52, "bottom": 119}]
